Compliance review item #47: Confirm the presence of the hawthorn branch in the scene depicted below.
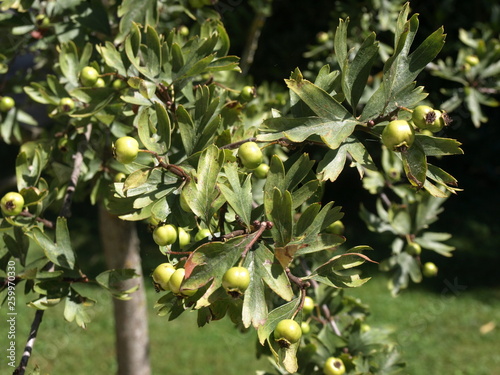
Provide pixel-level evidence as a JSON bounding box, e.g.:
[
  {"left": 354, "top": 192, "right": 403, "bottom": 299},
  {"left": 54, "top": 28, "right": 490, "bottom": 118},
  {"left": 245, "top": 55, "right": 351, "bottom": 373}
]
[
  {"left": 14, "top": 124, "right": 91, "bottom": 375},
  {"left": 18, "top": 211, "right": 54, "bottom": 229},
  {"left": 142, "top": 150, "right": 190, "bottom": 181},
  {"left": 241, "top": 221, "right": 272, "bottom": 259}
]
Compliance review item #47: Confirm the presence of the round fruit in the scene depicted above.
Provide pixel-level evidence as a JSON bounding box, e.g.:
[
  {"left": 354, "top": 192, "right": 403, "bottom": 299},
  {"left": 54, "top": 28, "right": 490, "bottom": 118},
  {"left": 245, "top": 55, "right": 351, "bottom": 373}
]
[
  {"left": 178, "top": 25, "right": 189, "bottom": 37},
  {"left": 301, "top": 321, "right": 311, "bottom": 335},
  {"left": 316, "top": 31, "right": 329, "bottom": 44},
  {"left": 412, "top": 105, "right": 444, "bottom": 133},
  {"left": 360, "top": 323, "right": 371, "bottom": 333},
  {"left": 325, "top": 220, "right": 345, "bottom": 235},
  {"left": 465, "top": 55, "right": 479, "bottom": 66},
  {"left": 35, "top": 14, "right": 50, "bottom": 28},
  {"left": 168, "top": 268, "right": 197, "bottom": 296},
  {"left": 405, "top": 242, "right": 422, "bottom": 256},
  {"left": 303, "top": 296, "right": 315, "bottom": 315},
  {"left": 152, "top": 263, "right": 176, "bottom": 291},
  {"left": 422, "top": 262, "right": 438, "bottom": 277},
  {"left": 59, "top": 97, "right": 75, "bottom": 112},
  {"left": 114, "top": 172, "right": 127, "bottom": 182},
  {"left": 112, "top": 79, "right": 127, "bottom": 90},
  {"left": 0, "top": 96, "right": 15, "bottom": 112},
  {"left": 80, "top": 66, "right": 99, "bottom": 87},
  {"left": 94, "top": 77, "right": 106, "bottom": 88},
  {"left": 178, "top": 227, "right": 191, "bottom": 249},
  {"left": 1, "top": 192, "right": 25, "bottom": 216},
  {"left": 195, "top": 228, "right": 211, "bottom": 242},
  {"left": 114, "top": 136, "right": 139, "bottom": 164},
  {"left": 153, "top": 224, "right": 177, "bottom": 246},
  {"left": 239, "top": 86, "right": 255, "bottom": 102},
  {"left": 238, "top": 141, "right": 263, "bottom": 170},
  {"left": 253, "top": 163, "right": 269, "bottom": 179},
  {"left": 381, "top": 120, "right": 415, "bottom": 151},
  {"left": 323, "top": 357, "right": 346, "bottom": 375},
  {"left": 274, "top": 319, "right": 302, "bottom": 347},
  {"left": 222, "top": 266, "right": 250, "bottom": 295}
]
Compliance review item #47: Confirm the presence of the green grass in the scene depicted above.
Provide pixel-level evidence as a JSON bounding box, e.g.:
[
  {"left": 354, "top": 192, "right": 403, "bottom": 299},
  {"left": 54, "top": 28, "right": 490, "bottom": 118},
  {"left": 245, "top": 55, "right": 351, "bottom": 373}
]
[
  {"left": 2, "top": 270, "right": 499, "bottom": 375},
  {"left": 347, "top": 276, "right": 500, "bottom": 375},
  {"left": 1, "top": 284, "right": 270, "bottom": 375}
]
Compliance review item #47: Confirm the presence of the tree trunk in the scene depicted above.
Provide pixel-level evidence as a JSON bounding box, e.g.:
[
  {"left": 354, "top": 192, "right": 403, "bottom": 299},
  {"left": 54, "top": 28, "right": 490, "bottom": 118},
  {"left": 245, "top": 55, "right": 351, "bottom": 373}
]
[{"left": 98, "top": 204, "right": 151, "bottom": 375}]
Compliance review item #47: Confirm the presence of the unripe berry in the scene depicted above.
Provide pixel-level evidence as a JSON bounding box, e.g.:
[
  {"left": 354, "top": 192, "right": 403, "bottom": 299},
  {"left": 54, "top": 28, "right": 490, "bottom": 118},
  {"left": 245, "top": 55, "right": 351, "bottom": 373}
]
[{"left": 114, "top": 136, "right": 139, "bottom": 164}]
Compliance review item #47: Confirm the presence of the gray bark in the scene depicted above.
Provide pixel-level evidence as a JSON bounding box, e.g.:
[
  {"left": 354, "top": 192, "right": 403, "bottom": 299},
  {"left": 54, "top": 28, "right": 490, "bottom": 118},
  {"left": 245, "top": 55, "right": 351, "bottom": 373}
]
[{"left": 98, "top": 204, "right": 151, "bottom": 375}]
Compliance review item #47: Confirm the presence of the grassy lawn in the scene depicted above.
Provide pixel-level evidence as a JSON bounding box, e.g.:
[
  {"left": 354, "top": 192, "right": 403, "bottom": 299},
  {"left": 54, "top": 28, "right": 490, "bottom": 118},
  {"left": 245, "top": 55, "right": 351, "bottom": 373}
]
[{"left": 2, "top": 273, "right": 499, "bottom": 375}]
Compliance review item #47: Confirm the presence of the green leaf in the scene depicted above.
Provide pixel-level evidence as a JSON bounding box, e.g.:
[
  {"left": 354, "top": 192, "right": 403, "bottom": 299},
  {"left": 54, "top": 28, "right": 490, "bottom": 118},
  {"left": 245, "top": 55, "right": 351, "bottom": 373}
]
[
  {"left": 59, "top": 41, "right": 80, "bottom": 87},
  {"left": 259, "top": 116, "right": 358, "bottom": 150},
  {"left": 136, "top": 106, "right": 170, "bottom": 156},
  {"left": 334, "top": 18, "right": 349, "bottom": 70},
  {"left": 242, "top": 248, "right": 268, "bottom": 329},
  {"left": 182, "top": 145, "right": 225, "bottom": 226},
  {"left": 268, "top": 189, "right": 294, "bottom": 248},
  {"left": 97, "top": 41, "right": 127, "bottom": 76},
  {"left": 26, "top": 217, "right": 76, "bottom": 270},
  {"left": 415, "top": 134, "right": 464, "bottom": 156},
  {"left": 255, "top": 244, "right": 293, "bottom": 301},
  {"left": 123, "top": 167, "right": 152, "bottom": 194},
  {"left": 416, "top": 232, "right": 455, "bottom": 257},
  {"left": 286, "top": 76, "right": 349, "bottom": 120},
  {"left": 64, "top": 288, "right": 95, "bottom": 328},
  {"left": 69, "top": 87, "right": 116, "bottom": 118},
  {"left": 342, "top": 32, "right": 379, "bottom": 112},
  {"left": 96, "top": 269, "right": 140, "bottom": 300},
  {"left": 218, "top": 162, "right": 253, "bottom": 228},
  {"left": 116, "top": 0, "right": 157, "bottom": 44},
  {"left": 401, "top": 144, "right": 427, "bottom": 188},
  {"left": 317, "top": 143, "right": 348, "bottom": 182}
]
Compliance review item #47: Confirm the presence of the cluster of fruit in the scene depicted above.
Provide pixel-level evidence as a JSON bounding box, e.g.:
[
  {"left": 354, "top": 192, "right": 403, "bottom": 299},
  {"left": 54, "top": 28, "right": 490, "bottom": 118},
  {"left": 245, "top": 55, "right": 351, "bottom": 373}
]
[
  {"left": 152, "top": 263, "right": 250, "bottom": 298},
  {"left": 381, "top": 105, "right": 450, "bottom": 152},
  {"left": 404, "top": 242, "right": 438, "bottom": 277},
  {"left": 272, "top": 296, "right": 348, "bottom": 374}
]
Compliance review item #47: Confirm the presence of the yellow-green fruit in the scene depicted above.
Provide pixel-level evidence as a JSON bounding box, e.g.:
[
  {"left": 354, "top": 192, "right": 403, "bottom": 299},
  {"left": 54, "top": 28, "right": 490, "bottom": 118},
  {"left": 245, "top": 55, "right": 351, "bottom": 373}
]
[
  {"left": 112, "top": 79, "right": 127, "bottom": 90},
  {"left": 178, "top": 227, "right": 191, "bottom": 249},
  {"left": 114, "top": 172, "right": 127, "bottom": 182},
  {"left": 274, "top": 319, "right": 302, "bottom": 346},
  {"left": 114, "top": 136, "right": 139, "bottom": 164},
  {"left": 238, "top": 141, "right": 263, "bottom": 170},
  {"left": 323, "top": 357, "right": 346, "bottom": 375},
  {"left": 195, "top": 228, "right": 211, "bottom": 242},
  {"left": 94, "top": 77, "right": 106, "bottom": 88},
  {"left": 59, "top": 97, "right": 75, "bottom": 112},
  {"left": 239, "top": 86, "right": 255, "bottom": 102},
  {"left": 253, "top": 163, "right": 269, "bottom": 179},
  {"left": 80, "top": 66, "right": 99, "bottom": 87},
  {"left": 0, "top": 96, "right": 15, "bottom": 112},
  {"left": 301, "top": 321, "right": 311, "bottom": 335},
  {"left": 152, "top": 263, "right": 176, "bottom": 290},
  {"left": 1, "top": 192, "right": 25, "bottom": 216},
  {"left": 465, "top": 55, "right": 479, "bottom": 66},
  {"left": 382, "top": 120, "right": 415, "bottom": 151},
  {"left": 422, "top": 262, "right": 438, "bottom": 277},
  {"left": 412, "top": 105, "right": 445, "bottom": 133},
  {"left": 325, "top": 220, "right": 344, "bottom": 235},
  {"left": 405, "top": 242, "right": 422, "bottom": 256},
  {"left": 302, "top": 296, "right": 315, "bottom": 315},
  {"left": 168, "top": 268, "right": 197, "bottom": 296},
  {"left": 222, "top": 266, "right": 250, "bottom": 294},
  {"left": 153, "top": 224, "right": 177, "bottom": 246}
]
